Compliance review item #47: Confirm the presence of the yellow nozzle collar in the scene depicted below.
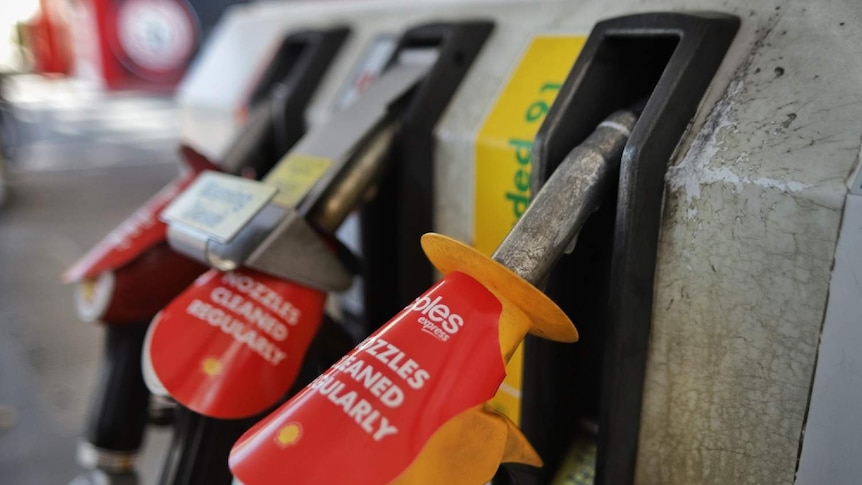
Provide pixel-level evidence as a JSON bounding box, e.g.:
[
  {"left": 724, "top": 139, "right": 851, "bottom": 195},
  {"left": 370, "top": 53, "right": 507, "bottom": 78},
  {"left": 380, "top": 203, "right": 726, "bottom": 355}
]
[{"left": 421, "top": 233, "right": 578, "bottom": 353}]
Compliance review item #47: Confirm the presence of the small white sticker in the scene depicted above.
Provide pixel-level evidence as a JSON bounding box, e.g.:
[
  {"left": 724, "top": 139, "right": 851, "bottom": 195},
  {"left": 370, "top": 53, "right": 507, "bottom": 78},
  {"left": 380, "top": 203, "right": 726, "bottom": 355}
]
[{"left": 162, "top": 171, "right": 276, "bottom": 243}]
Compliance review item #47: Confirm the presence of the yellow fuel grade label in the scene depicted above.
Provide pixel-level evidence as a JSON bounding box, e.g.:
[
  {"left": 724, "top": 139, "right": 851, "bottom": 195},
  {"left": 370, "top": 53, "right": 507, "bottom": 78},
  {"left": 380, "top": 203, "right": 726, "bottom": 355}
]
[
  {"left": 264, "top": 153, "right": 333, "bottom": 208},
  {"left": 474, "top": 34, "right": 586, "bottom": 425}
]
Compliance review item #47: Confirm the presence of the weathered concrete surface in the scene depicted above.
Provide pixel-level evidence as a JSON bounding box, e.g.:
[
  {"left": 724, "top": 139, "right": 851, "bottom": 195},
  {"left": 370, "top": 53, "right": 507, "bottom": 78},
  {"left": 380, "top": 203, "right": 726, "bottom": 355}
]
[
  {"left": 637, "top": 1, "right": 862, "bottom": 483},
  {"left": 432, "top": 0, "right": 861, "bottom": 482}
]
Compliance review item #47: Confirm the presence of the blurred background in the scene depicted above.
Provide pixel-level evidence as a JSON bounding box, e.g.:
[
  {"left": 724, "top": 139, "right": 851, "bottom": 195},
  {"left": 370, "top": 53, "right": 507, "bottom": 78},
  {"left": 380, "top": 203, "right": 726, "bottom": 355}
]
[{"left": 0, "top": 1, "right": 251, "bottom": 483}]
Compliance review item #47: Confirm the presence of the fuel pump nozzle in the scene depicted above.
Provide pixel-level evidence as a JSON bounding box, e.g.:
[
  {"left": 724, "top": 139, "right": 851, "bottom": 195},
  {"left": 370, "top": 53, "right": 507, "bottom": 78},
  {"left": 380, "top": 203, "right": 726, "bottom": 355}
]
[
  {"left": 421, "top": 108, "right": 637, "bottom": 366},
  {"left": 145, "top": 54, "right": 443, "bottom": 423},
  {"left": 233, "top": 119, "right": 401, "bottom": 292},
  {"left": 493, "top": 109, "right": 637, "bottom": 287},
  {"left": 163, "top": 62, "right": 429, "bottom": 292},
  {"left": 227, "top": 107, "right": 639, "bottom": 485},
  {"left": 400, "top": 109, "right": 638, "bottom": 484}
]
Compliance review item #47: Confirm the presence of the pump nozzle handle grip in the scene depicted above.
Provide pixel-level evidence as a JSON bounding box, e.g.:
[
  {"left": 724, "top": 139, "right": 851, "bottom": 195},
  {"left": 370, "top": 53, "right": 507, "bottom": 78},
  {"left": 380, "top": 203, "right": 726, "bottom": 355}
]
[{"left": 79, "top": 323, "right": 150, "bottom": 472}]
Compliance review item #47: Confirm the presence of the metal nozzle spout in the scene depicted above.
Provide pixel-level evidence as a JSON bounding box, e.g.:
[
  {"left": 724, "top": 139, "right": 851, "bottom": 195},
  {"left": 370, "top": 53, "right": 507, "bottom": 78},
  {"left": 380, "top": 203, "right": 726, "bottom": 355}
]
[
  {"left": 303, "top": 122, "right": 399, "bottom": 234},
  {"left": 491, "top": 109, "right": 638, "bottom": 286}
]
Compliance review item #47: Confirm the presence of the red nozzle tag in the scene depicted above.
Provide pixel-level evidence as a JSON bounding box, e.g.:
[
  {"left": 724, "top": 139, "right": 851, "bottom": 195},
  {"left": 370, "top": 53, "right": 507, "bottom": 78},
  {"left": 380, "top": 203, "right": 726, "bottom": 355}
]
[
  {"left": 229, "top": 272, "right": 506, "bottom": 485},
  {"left": 75, "top": 243, "right": 208, "bottom": 324},
  {"left": 63, "top": 176, "right": 192, "bottom": 283},
  {"left": 64, "top": 148, "right": 218, "bottom": 283},
  {"left": 147, "top": 267, "right": 326, "bottom": 419}
]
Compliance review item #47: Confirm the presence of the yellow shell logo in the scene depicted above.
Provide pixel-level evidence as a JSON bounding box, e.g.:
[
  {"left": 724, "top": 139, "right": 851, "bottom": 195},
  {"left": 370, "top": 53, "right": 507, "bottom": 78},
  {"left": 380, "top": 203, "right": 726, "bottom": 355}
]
[
  {"left": 276, "top": 423, "right": 302, "bottom": 447},
  {"left": 80, "top": 279, "right": 97, "bottom": 304},
  {"left": 201, "top": 357, "right": 222, "bottom": 376}
]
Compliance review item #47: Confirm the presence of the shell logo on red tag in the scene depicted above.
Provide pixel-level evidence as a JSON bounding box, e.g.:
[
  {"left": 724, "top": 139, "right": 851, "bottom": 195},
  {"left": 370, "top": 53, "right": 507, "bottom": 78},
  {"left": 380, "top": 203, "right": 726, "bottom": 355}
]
[
  {"left": 147, "top": 267, "right": 326, "bottom": 419},
  {"left": 229, "top": 271, "right": 505, "bottom": 485}
]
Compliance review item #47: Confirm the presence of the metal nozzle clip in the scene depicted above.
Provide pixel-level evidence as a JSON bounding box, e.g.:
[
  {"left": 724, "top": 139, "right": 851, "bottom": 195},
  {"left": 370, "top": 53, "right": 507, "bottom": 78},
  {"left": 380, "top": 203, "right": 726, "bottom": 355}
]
[
  {"left": 492, "top": 110, "right": 638, "bottom": 286},
  {"left": 165, "top": 62, "right": 431, "bottom": 291}
]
